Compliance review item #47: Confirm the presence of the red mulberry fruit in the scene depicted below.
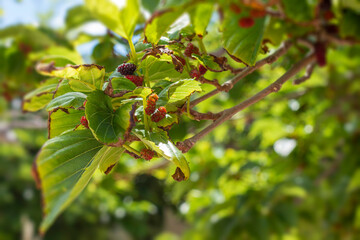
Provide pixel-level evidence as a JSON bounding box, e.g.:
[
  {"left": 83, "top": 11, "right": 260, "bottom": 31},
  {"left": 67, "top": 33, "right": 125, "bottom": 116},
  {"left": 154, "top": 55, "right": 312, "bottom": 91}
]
[
  {"left": 125, "top": 75, "right": 143, "bottom": 86},
  {"left": 145, "top": 94, "right": 159, "bottom": 115},
  {"left": 151, "top": 107, "right": 167, "bottom": 122},
  {"left": 184, "top": 43, "right": 200, "bottom": 58},
  {"left": 140, "top": 148, "right": 156, "bottom": 161},
  {"left": 117, "top": 63, "right": 136, "bottom": 75},
  {"left": 80, "top": 116, "right": 89, "bottom": 128},
  {"left": 238, "top": 17, "right": 255, "bottom": 28}
]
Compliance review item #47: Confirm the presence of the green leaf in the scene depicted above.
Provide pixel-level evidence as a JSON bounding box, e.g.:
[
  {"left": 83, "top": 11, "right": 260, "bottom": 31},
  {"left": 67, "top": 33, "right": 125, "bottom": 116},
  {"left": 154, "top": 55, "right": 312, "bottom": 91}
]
[
  {"left": 86, "top": 90, "right": 132, "bottom": 144},
  {"left": 23, "top": 78, "right": 72, "bottom": 112},
  {"left": 65, "top": 5, "right": 95, "bottom": 31},
  {"left": 193, "top": 54, "right": 222, "bottom": 71},
  {"left": 119, "top": 87, "right": 153, "bottom": 99},
  {"left": 145, "top": 8, "right": 184, "bottom": 44},
  {"left": 85, "top": 0, "right": 139, "bottom": 40},
  {"left": 111, "top": 77, "right": 137, "bottom": 91},
  {"left": 281, "top": 0, "right": 315, "bottom": 22},
  {"left": 157, "top": 79, "right": 202, "bottom": 109},
  {"left": 156, "top": 113, "right": 179, "bottom": 128},
  {"left": 189, "top": 3, "right": 213, "bottom": 36},
  {"left": 48, "top": 109, "right": 84, "bottom": 139},
  {"left": 141, "top": 0, "right": 160, "bottom": 13},
  {"left": 98, "top": 146, "right": 125, "bottom": 174},
  {"left": 36, "top": 130, "right": 103, "bottom": 233},
  {"left": 140, "top": 55, "right": 189, "bottom": 82},
  {"left": 340, "top": 10, "right": 360, "bottom": 39},
  {"left": 133, "top": 127, "right": 190, "bottom": 180},
  {"left": 46, "top": 92, "right": 87, "bottom": 111},
  {"left": 222, "top": 14, "right": 267, "bottom": 66},
  {"left": 37, "top": 64, "right": 105, "bottom": 92}
]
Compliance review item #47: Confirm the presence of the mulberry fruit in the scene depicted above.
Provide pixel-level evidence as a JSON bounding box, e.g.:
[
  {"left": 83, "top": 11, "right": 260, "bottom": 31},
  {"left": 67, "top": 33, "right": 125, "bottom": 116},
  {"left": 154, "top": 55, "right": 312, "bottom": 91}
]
[
  {"left": 80, "top": 116, "right": 89, "bottom": 128},
  {"left": 199, "top": 64, "right": 207, "bottom": 75},
  {"left": 250, "top": 9, "right": 266, "bottom": 18},
  {"left": 184, "top": 43, "right": 200, "bottom": 58},
  {"left": 151, "top": 107, "right": 166, "bottom": 122},
  {"left": 238, "top": 17, "right": 255, "bottom": 28},
  {"left": 125, "top": 75, "right": 143, "bottom": 86},
  {"left": 190, "top": 69, "right": 201, "bottom": 79},
  {"left": 140, "top": 148, "right": 156, "bottom": 161},
  {"left": 117, "top": 63, "right": 136, "bottom": 75},
  {"left": 145, "top": 94, "right": 159, "bottom": 115}
]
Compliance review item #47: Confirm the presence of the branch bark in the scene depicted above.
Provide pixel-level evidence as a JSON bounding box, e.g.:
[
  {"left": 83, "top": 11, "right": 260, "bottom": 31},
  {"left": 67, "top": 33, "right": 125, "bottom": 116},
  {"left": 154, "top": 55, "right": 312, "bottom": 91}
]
[
  {"left": 190, "top": 40, "right": 293, "bottom": 108},
  {"left": 177, "top": 52, "right": 316, "bottom": 153}
]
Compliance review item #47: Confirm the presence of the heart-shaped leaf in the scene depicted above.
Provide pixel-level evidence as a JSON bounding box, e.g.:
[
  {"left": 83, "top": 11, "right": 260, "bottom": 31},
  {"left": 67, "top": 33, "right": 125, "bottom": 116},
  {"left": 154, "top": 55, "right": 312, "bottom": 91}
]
[{"left": 86, "top": 90, "right": 132, "bottom": 144}]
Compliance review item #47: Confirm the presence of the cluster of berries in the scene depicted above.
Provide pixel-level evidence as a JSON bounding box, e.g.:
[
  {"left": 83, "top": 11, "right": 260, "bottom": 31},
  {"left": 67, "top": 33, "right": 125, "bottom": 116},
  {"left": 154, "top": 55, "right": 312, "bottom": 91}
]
[
  {"left": 117, "top": 63, "right": 143, "bottom": 86},
  {"left": 145, "top": 94, "right": 167, "bottom": 122},
  {"left": 230, "top": 3, "right": 266, "bottom": 28},
  {"left": 140, "top": 148, "right": 156, "bottom": 161},
  {"left": 80, "top": 116, "right": 89, "bottom": 128},
  {"left": 184, "top": 43, "right": 200, "bottom": 58},
  {"left": 190, "top": 64, "right": 207, "bottom": 79}
]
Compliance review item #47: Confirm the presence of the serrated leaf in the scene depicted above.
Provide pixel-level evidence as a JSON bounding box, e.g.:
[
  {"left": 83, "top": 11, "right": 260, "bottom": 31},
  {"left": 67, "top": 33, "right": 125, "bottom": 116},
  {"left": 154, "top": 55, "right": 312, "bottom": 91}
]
[
  {"left": 98, "top": 146, "right": 125, "bottom": 174},
  {"left": 222, "top": 13, "right": 267, "bottom": 66},
  {"left": 86, "top": 90, "right": 132, "bottom": 144},
  {"left": 157, "top": 79, "right": 202, "bottom": 108},
  {"left": 37, "top": 64, "right": 105, "bottom": 92},
  {"left": 145, "top": 8, "right": 184, "bottom": 44},
  {"left": 133, "top": 127, "right": 190, "bottom": 180},
  {"left": 46, "top": 92, "right": 87, "bottom": 111},
  {"left": 85, "top": 0, "right": 139, "bottom": 40},
  {"left": 48, "top": 109, "right": 84, "bottom": 139},
  {"left": 36, "top": 130, "right": 103, "bottom": 233},
  {"left": 140, "top": 55, "right": 189, "bottom": 82}
]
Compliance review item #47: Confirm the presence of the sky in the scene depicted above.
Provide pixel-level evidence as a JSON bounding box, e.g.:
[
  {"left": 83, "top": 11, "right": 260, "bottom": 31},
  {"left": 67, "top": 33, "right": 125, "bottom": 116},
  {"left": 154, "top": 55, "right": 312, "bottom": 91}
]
[{"left": 0, "top": 0, "right": 83, "bottom": 28}]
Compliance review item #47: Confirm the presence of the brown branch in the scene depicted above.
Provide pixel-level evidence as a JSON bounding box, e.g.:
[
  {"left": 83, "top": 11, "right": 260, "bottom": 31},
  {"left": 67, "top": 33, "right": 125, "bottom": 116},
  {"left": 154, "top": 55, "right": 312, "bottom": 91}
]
[
  {"left": 293, "top": 62, "right": 316, "bottom": 85},
  {"left": 188, "top": 109, "right": 222, "bottom": 121},
  {"left": 190, "top": 40, "right": 293, "bottom": 108},
  {"left": 177, "top": 52, "right": 316, "bottom": 153}
]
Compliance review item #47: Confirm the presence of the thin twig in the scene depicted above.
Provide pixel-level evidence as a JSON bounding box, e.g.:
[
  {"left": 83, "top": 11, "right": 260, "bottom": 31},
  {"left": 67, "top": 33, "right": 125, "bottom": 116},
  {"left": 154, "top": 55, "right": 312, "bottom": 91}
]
[
  {"left": 177, "top": 52, "right": 316, "bottom": 153},
  {"left": 190, "top": 40, "right": 293, "bottom": 108},
  {"left": 293, "top": 62, "right": 316, "bottom": 85}
]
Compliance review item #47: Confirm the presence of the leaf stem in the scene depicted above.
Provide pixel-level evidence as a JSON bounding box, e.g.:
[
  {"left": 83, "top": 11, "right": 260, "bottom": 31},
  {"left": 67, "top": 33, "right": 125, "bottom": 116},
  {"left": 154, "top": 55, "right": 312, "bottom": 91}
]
[
  {"left": 123, "top": 144, "right": 141, "bottom": 156},
  {"left": 128, "top": 38, "right": 137, "bottom": 64},
  {"left": 142, "top": 97, "right": 149, "bottom": 131},
  {"left": 197, "top": 38, "right": 207, "bottom": 55}
]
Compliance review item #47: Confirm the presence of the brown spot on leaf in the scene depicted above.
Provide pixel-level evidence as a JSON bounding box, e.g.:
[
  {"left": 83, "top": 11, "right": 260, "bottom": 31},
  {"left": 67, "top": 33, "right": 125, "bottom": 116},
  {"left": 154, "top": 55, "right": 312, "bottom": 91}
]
[
  {"left": 104, "top": 164, "right": 116, "bottom": 175},
  {"left": 172, "top": 167, "right": 186, "bottom": 182}
]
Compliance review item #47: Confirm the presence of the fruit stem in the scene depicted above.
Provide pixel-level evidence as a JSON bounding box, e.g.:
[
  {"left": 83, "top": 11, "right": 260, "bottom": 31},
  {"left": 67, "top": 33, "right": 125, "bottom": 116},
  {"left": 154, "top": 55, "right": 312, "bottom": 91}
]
[
  {"left": 197, "top": 38, "right": 207, "bottom": 55},
  {"left": 128, "top": 38, "right": 138, "bottom": 64},
  {"left": 142, "top": 97, "right": 150, "bottom": 131},
  {"left": 123, "top": 144, "right": 141, "bottom": 156}
]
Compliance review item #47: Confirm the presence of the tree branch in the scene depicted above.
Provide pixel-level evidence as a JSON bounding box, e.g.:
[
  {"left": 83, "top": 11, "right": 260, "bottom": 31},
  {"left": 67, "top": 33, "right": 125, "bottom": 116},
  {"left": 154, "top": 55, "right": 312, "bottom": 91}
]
[
  {"left": 293, "top": 62, "right": 316, "bottom": 85},
  {"left": 190, "top": 40, "right": 293, "bottom": 108},
  {"left": 177, "top": 52, "right": 316, "bottom": 153}
]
